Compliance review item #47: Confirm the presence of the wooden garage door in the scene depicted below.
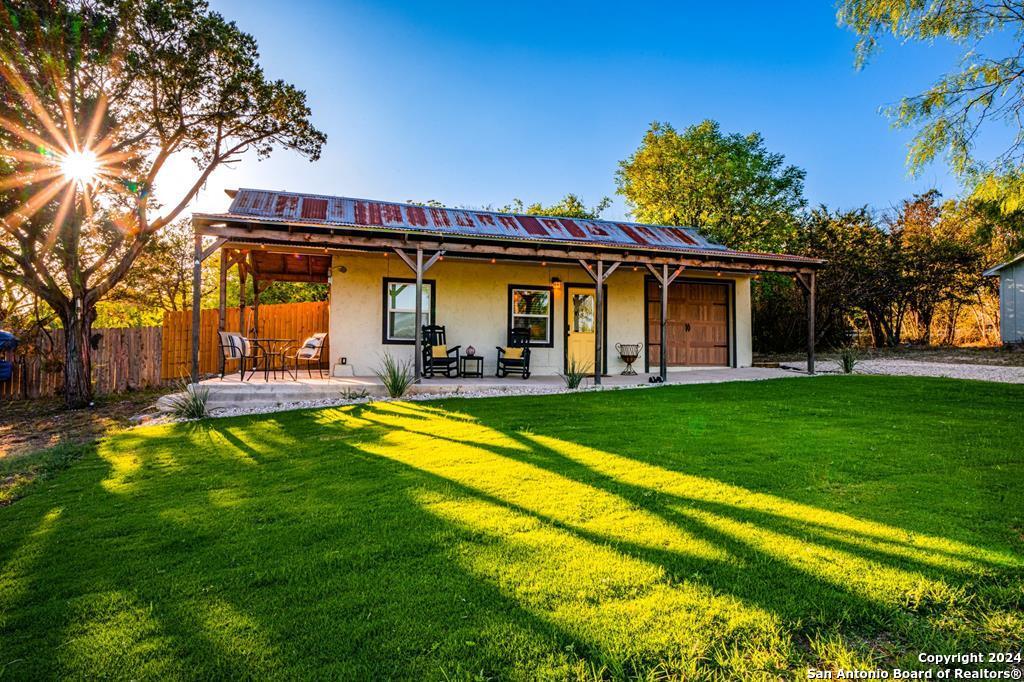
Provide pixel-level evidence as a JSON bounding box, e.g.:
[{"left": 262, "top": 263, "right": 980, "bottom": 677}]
[{"left": 646, "top": 280, "right": 729, "bottom": 367}]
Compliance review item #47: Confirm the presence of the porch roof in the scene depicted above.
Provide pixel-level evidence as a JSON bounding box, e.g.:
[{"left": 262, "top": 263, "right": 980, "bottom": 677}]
[{"left": 194, "top": 188, "right": 823, "bottom": 273}]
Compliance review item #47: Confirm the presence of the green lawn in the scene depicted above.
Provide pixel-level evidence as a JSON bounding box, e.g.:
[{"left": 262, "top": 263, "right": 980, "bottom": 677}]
[{"left": 1, "top": 376, "right": 1022, "bottom": 680}]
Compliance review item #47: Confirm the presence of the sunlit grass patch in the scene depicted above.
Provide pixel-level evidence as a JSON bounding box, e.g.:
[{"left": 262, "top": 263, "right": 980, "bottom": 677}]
[{"left": 0, "top": 376, "right": 1021, "bottom": 679}]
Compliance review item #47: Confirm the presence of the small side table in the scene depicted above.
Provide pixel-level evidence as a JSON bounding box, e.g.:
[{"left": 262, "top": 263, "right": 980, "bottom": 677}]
[{"left": 460, "top": 355, "right": 484, "bottom": 378}]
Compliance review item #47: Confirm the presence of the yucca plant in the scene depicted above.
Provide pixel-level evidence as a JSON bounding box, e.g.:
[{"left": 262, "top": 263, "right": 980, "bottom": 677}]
[
  {"left": 374, "top": 353, "right": 415, "bottom": 398},
  {"left": 165, "top": 380, "right": 210, "bottom": 419},
  {"left": 558, "top": 357, "right": 592, "bottom": 389},
  {"left": 839, "top": 347, "right": 859, "bottom": 374}
]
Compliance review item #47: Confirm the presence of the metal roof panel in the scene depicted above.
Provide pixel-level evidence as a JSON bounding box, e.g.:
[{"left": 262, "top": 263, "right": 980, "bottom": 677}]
[{"left": 226, "top": 188, "right": 727, "bottom": 252}]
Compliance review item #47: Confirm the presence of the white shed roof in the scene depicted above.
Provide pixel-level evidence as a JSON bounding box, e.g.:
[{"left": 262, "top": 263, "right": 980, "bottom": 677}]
[{"left": 984, "top": 252, "right": 1024, "bottom": 276}]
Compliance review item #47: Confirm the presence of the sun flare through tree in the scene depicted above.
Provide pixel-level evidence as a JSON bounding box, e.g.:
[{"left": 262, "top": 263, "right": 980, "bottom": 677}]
[{"left": 0, "top": 0, "right": 325, "bottom": 407}]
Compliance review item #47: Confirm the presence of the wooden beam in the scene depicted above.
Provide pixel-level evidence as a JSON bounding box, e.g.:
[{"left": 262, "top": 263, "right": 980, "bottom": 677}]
[
  {"left": 250, "top": 253, "right": 261, "bottom": 337},
  {"left": 218, "top": 250, "right": 227, "bottom": 377},
  {"left": 238, "top": 259, "right": 248, "bottom": 337},
  {"left": 242, "top": 272, "right": 328, "bottom": 284},
  {"left": 197, "top": 224, "right": 820, "bottom": 275},
  {"left": 200, "top": 237, "right": 227, "bottom": 262},
  {"left": 392, "top": 247, "right": 416, "bottom": 272},
  {"left": 578, "top": 258, "right": 596, "bottom": 282},
  {"left": 414, "top": 248, "right": 424, "bottom": 382},
  {"left": 578, "top": 259, "right": 620, "bottom": 384},
  {"left": 594, "top": 260, "right": 604, "bottom": 385},
  {"left": 190, "top": 234, "right": 202, "bottom": 383},
  {"left": 805, "top": 271, "right": 816, "bottom": 375},
  {"left": 422, "top": 249, "right": 445, "bottom": 272}
]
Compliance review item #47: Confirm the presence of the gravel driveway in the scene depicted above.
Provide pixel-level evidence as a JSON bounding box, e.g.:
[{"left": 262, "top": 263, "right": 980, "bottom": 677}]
[{"left": 782, "top": 359, "right": 1024, "bottom": 384}]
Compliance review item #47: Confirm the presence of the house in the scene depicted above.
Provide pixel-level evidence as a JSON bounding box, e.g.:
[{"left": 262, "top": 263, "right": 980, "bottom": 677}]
[
  {"left": 984, "top": 253, "right": 1024, "bottom": 345},
  {"left": 190, "top": 189, "right": 823, "bottom": 382}
]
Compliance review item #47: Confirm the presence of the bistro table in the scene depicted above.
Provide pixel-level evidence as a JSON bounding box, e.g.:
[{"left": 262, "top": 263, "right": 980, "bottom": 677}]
[
  {"left": 246, "top": 338, "right": 297, "bottom": 381},
  {"left": 459, "top": 354, "right": 484, "bottom": 378}
]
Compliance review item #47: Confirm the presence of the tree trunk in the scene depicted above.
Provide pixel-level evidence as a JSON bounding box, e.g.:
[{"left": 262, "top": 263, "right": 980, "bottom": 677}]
[
  {"left": 918, "top": 307, "right": 934, "bottom": 345},
  {"left": 61, "top": 299, "right": 94, "bottom": 409}
]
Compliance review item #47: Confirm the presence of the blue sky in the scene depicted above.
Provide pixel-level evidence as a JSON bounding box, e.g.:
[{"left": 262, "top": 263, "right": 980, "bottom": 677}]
[{"left": 165, "top": 1, "right": 980, "bottom": 221}]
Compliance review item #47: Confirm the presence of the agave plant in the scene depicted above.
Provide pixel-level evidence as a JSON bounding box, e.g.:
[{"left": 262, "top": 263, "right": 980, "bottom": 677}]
[
  {"left": 165, "top": 380, "right": 210, "bottom": 419},
  {"left": 558, "top": 357, "right": 593, "bottom": 389},
  {"left": 839, "top": 347, "right": 859, "bottom": 374},
  {"left": 374, "top": 353, "right": 415, "bottom": 398}
]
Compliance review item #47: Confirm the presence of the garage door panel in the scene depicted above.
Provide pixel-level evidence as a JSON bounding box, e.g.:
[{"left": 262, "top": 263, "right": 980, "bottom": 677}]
[{"left": 646, "top": 280, "right": 730, "bottom": 368}]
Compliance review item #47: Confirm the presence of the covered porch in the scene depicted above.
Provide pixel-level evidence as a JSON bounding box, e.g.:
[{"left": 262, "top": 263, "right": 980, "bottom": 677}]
[{"left": 190, "top": 190, "right": 824, "bottom": 389}]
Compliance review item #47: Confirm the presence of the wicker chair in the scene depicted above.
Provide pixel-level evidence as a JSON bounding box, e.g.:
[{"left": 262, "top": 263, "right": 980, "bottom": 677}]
[
  {"left": 421, "top": 325, "right": 460, "bottom": 378},
  {"left": 287, "top": 332, "right": 328, "bottom": 379},
  {"left": 496, "top": 328, "right": 532, "bottom": 379},
  {"left": 218, "top": 331, "right": 260, "bottom": 380}
]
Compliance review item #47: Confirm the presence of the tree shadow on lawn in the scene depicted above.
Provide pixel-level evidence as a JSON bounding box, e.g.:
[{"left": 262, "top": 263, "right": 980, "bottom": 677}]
[
  {"left": 1, "top": 384, "right": 1022, "bottom": 679},
  {"left": 0, "top": 424, "right": 625, "bottom": 680},
  {"left": 338, "top": 400, "right": 1023, "bottom": 660},
  {"left": 424, "top": 377, "right": 1024, "bottom": 550}
]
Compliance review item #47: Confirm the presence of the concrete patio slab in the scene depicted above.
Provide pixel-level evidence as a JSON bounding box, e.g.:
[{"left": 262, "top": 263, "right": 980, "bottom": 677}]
[{"left": 157, "top": 366, "right": 808, "bottom": 413}]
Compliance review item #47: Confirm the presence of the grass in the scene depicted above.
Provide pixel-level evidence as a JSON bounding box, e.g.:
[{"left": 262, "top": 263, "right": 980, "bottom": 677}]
[{"left": 0, "top": 376, "right": 1022, "bottom": 679}]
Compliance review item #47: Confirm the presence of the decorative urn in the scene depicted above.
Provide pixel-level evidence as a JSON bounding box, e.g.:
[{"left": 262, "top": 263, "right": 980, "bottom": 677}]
[{"left": 466, "top": 345, "right": 476, "bottom": 357}]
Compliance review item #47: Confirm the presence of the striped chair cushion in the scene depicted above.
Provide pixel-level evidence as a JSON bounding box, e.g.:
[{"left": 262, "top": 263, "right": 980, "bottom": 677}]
[
  {"left": 219, "top": 332, "right": 250, "bottom": 359},
  {"left": 297, "top": 333, "right": 326, "bottom": 360}
]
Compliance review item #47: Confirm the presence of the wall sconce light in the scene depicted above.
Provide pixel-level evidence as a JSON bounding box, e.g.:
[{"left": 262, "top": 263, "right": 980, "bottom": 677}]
[{"left": 551, "top": 276, "right": 562, "bottom": 290}]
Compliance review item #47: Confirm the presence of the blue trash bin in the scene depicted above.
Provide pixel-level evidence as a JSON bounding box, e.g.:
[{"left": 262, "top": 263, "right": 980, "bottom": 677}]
[
  {"left": 0, "top": 360, "right": 11, "bottom": 382},
  {"left": 0, "top": 330, "right": 17, "bottom": 353}
]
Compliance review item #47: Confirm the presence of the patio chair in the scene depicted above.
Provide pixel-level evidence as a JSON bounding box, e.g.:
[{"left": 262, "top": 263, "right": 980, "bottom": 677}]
[
  {"left": 218, "top": 331, "right": 260, "bottom": 381},
  {"left": 496, "top": 328, "right": 532, "bottom": 379},
  {"left": 421, "top": 325, "right": 460, "bottom": 378},
  {"left": 287, "top": 332, "right": 328, "bottom": 379}
]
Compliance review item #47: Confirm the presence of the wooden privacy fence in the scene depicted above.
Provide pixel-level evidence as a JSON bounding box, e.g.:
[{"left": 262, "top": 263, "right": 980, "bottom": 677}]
[
  {"left": 0, "top": 327, "right": 163, "bottom": 401},
  {"left": 0, "top": 301, "right": 329, "bottom": 400},
  {"left": 161, "top": 300, "right": 329, "bottom": 379}
]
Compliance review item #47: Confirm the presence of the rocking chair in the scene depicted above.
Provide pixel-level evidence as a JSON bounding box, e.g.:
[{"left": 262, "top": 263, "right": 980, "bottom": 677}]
[
  {"left": 496, "top": 328, "right": 532, "bottom": 379},
  {"left": 421, "top": 325, "right": 460, "bottom": 378}
]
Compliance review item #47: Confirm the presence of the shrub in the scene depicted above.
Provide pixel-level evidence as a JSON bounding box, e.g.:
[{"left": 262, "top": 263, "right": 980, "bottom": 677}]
[
  {"left": 839, "top": 348, "right": 859, "bottom": 374},
  {"left": 165, "top": 380, "right": 210, "bottom": 419},
  {"left": 374, "top": 353, "right": 414, "bottom": 398},
  {"left": 558, "top": 357, "right": 592, "bottom": 389}
]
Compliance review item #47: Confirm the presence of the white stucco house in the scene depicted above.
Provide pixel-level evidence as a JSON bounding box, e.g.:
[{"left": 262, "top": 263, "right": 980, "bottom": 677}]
[
  {"left": 190, "top": 189, "right": 822, "bottom": 383},
  {"left": 985, "top": 253, "right": 1024, "bottom": 344}
]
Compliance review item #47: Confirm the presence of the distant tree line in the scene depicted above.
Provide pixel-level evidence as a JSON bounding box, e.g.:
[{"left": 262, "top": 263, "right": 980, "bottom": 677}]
[{"left": 617, "top": 120, "right": 1017, "bottom": 352}]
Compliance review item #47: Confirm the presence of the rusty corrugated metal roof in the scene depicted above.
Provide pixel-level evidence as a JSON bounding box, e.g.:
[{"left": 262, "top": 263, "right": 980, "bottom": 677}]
[{"left": 200, "top": 188, "right": 820, "bottom": 265}]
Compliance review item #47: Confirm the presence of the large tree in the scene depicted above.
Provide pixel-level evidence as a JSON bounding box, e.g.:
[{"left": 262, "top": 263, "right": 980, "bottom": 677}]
[
  {"left": 838, "top": 0, "right": 1024, "bottom": 218},
  {"left": 0, "top": 0, "right": 325, "bottom": 407},
  {"left": 615, "top": 120, "right": 806, "bottom": 252}
]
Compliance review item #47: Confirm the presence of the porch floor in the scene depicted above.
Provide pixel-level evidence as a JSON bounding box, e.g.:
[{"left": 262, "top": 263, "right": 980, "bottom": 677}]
[{"left": 180, "top": 366, "right": 807, "bottom": 411}]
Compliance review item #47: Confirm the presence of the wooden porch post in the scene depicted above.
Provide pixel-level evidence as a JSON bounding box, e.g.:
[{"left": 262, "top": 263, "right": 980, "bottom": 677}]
[
  {"left": 660, "top": 264, "right": 668, "bottom": 381},
  {"left": 594, "top": 260, "right": 603, "bottom": 385},
  {"left": 238, "top": 258, "right": 248, "bottom": 336},
  {"left": 807, "top": 271, "right": 816, "bottom": 375},
  {"left": 218, "top": 250, "right": 227, "bottom": 376},
  {"left": 795, "top": 271, "right": 816, "bottom": 375},
  {"left": 190, "top": 233, "right": 202, "bottom": 383},
  {"left": 392, "top": 247, "right": 444, "bottom": 383},
  {"left": 578, "top": 258, "right": 620, "bottom": 386},
  {"left": 644, "top": 263, "right": 684, "bottom": 381},
  {"left": 414, "top": 248, "right": 423, "bottom": 382}
]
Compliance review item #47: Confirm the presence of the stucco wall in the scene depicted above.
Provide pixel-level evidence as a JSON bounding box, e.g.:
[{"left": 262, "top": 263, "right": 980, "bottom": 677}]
[
  {"left": 328, "top": 252, "right": 753, "bottom": 376},
  {"left": 998, "top": 261, "right": 1024, "bottom": 344}
]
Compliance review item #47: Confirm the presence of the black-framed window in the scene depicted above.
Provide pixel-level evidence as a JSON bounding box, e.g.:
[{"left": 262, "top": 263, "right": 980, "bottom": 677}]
[
  {"left": 382, "top": 278, "right": 435, "bottom": 344},
  {"left": 508, "top": 285, "right": 553, "bottom": 347}
]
